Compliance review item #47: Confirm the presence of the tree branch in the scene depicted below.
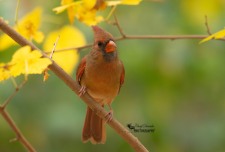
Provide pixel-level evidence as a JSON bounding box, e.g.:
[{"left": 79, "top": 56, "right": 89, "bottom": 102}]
[
  {"left": 1, "top": 79, "right": 27, "bottom": 109},
  {"left": 0, "top": 18, "right": 149, "bottom": 152},
  {"left": 204, "top": 15, "right": 212, "bottom": 35},
  {"left": 0, "top": 108, "right": 36, "bottom": 152},
  {"left": 48, "top": 34, "right": 223, "bottom": 53},
  {"left": 0, "top": 79, "right": 35, "bottom": 152},
  {"left": 47, "top": 17, "right": 225, "bottom": 53}
]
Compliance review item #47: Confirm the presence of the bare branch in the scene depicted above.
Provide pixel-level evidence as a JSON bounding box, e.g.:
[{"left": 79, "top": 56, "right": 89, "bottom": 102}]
[
  {"left": 47, "top": 34, "right": 225, "bottom": 53},
  {"left": 204, "top": 15, "right": 212, "bottom": 35},
  {"left": 49, "top": 34, "right": 224, "bottom": 53},
  {"left": 45, "top": 43, "right": 92, "bottom": 54},
  {"left": 41, "top": 14, "right": 225, "bottom": 54},
  {"left": 1, "top": 79, "right": 27, "bottom": 109},
  {"left": 0, "top": 18, "right": 149, "bottom": 152},
  {"left": 113, "top": 14, "right": 126, "bottom": 38},
  {"left": 46, "top": 18, "right": 225, "bottom": 53},
  {"left": 115, "top": 34, "right": 216, "bottom": 40},
  {"left": 144, "top": 0, "right": 164, "bottom": 2},
  {"left": 0, "top": 109, "right": 36, "bottom": 152},
  {"left": 49, "top": 35, "right": 60, "bottom": 59},
  {"left": 0, "top": 78, "right": 35, "bottom": 152},
  {"left": 14, "top": 0, "right": 21, "bottom": 25}
]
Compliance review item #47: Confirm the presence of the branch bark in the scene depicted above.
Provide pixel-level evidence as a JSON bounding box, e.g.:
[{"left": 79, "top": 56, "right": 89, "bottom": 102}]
[
  {"left": 0, "top": 18, "right": 149, "bottom": 152},
  {"left": 0, "top": 79, "right": 34, "bottom": 151},
  {"left": 44, "top": 15, "right": 224, "bottom": 53},
  {"left": 48, "top": 34, "right": 222, "bottom": 53},
  {"left": 0, "top": 108, "right": 36, "bottom": 152}
]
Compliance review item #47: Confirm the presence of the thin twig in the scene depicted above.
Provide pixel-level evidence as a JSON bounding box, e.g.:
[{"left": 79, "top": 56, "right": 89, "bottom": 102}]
[
  {"left": 0, "top": 17, "right": 149, "bottom": 152},
  {"left": 14, "top": 0, "right": 21, "bottom": 25},
  {"left": 44, "top": 35, "right": 60, "bottom": 81},
  {"left": 10, "top": 76, "right": 18, "bottom": 89},
  {"left": 45, "top": 34, "right": 225, "bottom": 53},
  {"left": 116, "top": 34, "right": 213, "bottom": 40},
  {"left": 1, "top": 79, "right": 27, "bottom": 109},
  {"left": 105, "top": 6, "right": 117, "bottom": 21},
  {"left": 143, "top": 0, "right": 163, "bottom": 2},
  {"left": 205, "top": 15, "right": 211, "bottom": 35},
  {"left": 45, "top": 43, "right": 92, "bottom": 54},
  {"left": 0, "top": 109, "right": 36, "bottom": 152},
  {"left": 0, "top": 78, "right": 35, "bottom": 152},
  {"left": 113, "top": 14, "right": 126, "bottom": 38},
  {"left": 46, "top": 17, "right": 224, "bottom": 53},
  {"left": 50, "top": 35, "right": 60, "bottom": 59},
  {"left": 46, "top": 34, "right": 225, "bottom": 53}
]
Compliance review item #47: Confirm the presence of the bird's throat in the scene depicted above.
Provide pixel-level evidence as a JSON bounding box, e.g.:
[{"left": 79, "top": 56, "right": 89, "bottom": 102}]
[{"left": 103, "top": 51, "right": 117, "bottom": 62}]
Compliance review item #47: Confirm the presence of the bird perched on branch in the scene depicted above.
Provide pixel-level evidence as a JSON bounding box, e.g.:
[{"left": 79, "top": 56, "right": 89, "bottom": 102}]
[{"left": 76, "top": 26, "right": 125, "bottom": 144}]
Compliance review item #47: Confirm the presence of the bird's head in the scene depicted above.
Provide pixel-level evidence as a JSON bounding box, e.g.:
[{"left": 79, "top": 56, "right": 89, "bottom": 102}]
[{"left": 92, "top": 26, "right": 117, "bottom": 61}]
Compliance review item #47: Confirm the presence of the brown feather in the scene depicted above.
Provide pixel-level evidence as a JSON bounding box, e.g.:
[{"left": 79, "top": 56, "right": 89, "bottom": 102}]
[
  {"left": 82, "top": 106, "right": 106, "bottom": 144},
  {"left": 119, "top": 61, "right": 125, "bottom": 93},
  {"left": 76, "top": 56, "right": 86, "bottom": 84},
  {"left": 82, "top": 107, "right": 92, "bottom": 143}
]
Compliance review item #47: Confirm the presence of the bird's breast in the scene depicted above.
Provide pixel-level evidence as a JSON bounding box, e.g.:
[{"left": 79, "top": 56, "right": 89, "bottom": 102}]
[{"left": 82, "top": 59, "right": 122, "bottom": 104}]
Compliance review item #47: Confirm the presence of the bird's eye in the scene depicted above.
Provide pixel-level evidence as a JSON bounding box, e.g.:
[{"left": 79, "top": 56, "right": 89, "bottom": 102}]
[{"left": 98, "top": 41, "right": 103, "bottom": 47}]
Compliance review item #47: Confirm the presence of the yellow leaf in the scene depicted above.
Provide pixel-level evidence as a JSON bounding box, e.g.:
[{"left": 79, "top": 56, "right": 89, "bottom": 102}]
[
  {"left": 0, "top": 63, "right": 11, "bottom": 81},
  {"left": 121, "top": 0, "right": 142, "bottom": 5},
  {"left": 53, "top": 1, "right": 81, "bottom": 24},
  {"left": 83, "top": 0, "right": 96, "bottom": 9},
  {"left": 0, "top": 7, "right": 44, "bottom": 51},
  {"left": 93, "top": 0, "right": 107, "bottom": 10},
  {"left": 16, "top": 7, "right": 43, "bottom": 42},
  {"left": 66, "top": 4, "right": 77, "bottom": 24},
  {"left": 0, "top": 34, "right": 17, "bottom": 51},
  {"left": 107, "top": 1, "right": 121, "bottom": 6},
  {"left": 33, "top": 31, "right": 44, "bottom": 43},
  {"left": 200, "top": 28, "right": 225, "bottom": 43},
  {"left": 53, "top": 0, "right": 104, "bottom": 25},
  {"left": 43, "top": 26, "right": 86, "bottom": 75},
  {"left": 53, "top": 4, "right": 72, "bottom": 14},
  {"left": 61, "top": 0, "right": 74, "bottom": 5},
  {"left": 107, "top": 0, "right": 142, "bottom": 6},
  {"left": 10, "top": 46, "right": 52, "bottom": 77},
  {"left": 77, "top": 7, "right": 103, "bottom": 25}
]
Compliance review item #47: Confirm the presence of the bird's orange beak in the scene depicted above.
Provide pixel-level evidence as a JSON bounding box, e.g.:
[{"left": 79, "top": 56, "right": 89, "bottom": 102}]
[{"left": 105, "top": 40, "right": 116, "bottom": 53}]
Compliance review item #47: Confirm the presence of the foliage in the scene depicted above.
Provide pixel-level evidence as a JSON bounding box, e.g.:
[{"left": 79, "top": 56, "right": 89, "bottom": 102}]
[
  {"left": 53, "top": 0, "right": 141, "bottom": 25},
  {"left": 0, "top": 7, "right": 43, "bottom": 50},
  {"left": 0, "top": 46, "right": 51, "bottom": 81},
  {"left": 200, "top": 28, "right": 225, "bottom": 43},
  {"left": 43, "top": 25, "right": 86, "bottom": 74}
]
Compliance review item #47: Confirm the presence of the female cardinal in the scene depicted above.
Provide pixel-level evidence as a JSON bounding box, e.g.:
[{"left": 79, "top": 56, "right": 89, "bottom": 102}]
[{"left": 76, "top": 26, "right": 125, "bottom": 144}]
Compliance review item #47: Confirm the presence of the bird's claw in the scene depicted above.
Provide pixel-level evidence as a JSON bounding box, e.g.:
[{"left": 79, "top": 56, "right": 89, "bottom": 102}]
[
  {"left": 79, "top": 86, "right": 86, "bottom": 97},
  {"left": 105, "top": 110, "right": 113, "bottom": 123}
]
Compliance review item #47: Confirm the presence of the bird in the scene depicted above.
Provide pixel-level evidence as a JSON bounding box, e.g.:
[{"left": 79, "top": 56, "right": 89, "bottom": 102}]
[{"left": 76, "top": 26, "right": 125, "bottom": 144}]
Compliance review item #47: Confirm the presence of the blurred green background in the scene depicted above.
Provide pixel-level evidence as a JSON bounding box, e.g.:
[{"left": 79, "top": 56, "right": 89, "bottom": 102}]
[{"left": 1, "top": 0, "right": 225, "bottom": 152}]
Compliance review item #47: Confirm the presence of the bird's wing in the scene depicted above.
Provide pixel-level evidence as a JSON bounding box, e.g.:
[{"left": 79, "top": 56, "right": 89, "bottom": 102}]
[
  {"left": 119, "top": 61, "right": 125, "bottom": 92},
  {"left": 76, "top": 56, "right": 87, "bottom": 84}
]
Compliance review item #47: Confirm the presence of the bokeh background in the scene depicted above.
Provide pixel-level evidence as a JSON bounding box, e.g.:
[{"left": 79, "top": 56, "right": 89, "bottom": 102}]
[{"left": 1, "top": 0, "right": 225, "bottom": 152}]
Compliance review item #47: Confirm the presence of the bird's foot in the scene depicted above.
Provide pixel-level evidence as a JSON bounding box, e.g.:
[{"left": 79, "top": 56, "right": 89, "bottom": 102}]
[
  {"left": 105, "top": 109, "right": 113, "bottom": 123},
  {"left": 79, "top": 86, "right": 86, "bottom": 97}
]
